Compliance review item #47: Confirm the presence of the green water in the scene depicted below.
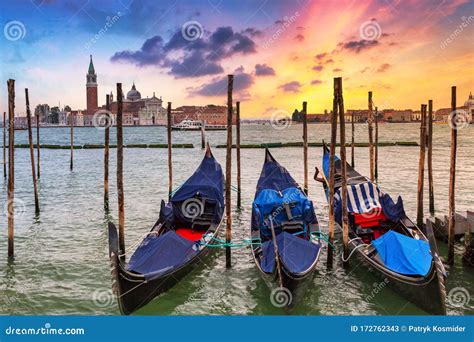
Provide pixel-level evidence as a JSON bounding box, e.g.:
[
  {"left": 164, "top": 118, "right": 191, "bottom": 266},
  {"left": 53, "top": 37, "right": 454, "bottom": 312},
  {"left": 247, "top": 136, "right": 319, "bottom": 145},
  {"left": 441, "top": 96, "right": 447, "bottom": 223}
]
[{"left": 0, "top": 123, "right": 472, "bottom": 315}]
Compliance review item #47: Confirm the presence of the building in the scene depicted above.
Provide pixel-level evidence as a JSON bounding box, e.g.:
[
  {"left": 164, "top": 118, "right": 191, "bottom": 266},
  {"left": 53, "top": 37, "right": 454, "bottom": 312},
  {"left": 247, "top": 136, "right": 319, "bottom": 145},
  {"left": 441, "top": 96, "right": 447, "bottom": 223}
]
[
  {"left": 173, "top": 105, "right": 233, "bottom": 125},
  {"left": 435, "top": 92, "right": 474, "bottom": 123},
  {"left": 383, "top": 109, "right": 412, "bottom": 122},
  {"left": 86, "top": 55, "right": 98, "bottom": 115}
]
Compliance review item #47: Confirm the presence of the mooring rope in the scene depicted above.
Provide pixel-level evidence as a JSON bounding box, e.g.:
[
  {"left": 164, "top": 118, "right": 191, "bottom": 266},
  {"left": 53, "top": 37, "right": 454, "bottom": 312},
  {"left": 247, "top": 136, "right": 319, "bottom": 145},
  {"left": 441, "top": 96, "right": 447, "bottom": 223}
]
[{"left": 340, "top": 237, "right": 367, "bottom": 262}]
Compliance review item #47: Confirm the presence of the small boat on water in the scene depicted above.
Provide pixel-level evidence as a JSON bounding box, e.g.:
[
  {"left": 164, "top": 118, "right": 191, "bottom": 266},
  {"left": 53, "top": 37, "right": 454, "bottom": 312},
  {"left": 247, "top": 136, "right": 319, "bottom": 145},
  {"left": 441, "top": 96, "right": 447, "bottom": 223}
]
[
  {"left": 251, "top": 149, "right": 322, "bottom": 306},
  {"left": 171, "top": 119, "right": 227, "bottom": 131},
  {"left": 108, "top": 144, "right": 225, "bottom": 315},
  {"left": 319, "top": 143, "right": 447, "bottom": 315}
]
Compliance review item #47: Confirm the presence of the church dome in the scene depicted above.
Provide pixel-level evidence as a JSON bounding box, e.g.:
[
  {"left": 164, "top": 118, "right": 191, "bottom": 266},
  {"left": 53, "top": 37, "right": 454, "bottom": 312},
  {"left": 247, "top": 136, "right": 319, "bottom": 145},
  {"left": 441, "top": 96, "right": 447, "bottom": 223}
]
[{"left": 127, "top": 82, "right": 141, "bottom": 101}]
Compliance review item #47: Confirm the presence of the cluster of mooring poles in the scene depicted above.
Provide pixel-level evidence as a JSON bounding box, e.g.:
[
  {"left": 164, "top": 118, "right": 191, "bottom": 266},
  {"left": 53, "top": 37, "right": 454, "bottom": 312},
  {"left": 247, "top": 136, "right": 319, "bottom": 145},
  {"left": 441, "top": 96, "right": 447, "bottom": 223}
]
[{"left": 1, "top": 78, "right": 465, "bottom": 270}]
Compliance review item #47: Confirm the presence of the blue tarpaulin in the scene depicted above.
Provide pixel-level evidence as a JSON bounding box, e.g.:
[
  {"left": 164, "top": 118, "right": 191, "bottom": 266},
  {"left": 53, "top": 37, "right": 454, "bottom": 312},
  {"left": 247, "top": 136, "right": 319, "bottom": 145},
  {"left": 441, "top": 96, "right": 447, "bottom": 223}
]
[
  {"left": 260, "top": 232, "right": 320, "bottom": 274},
  {"left": 255, "top": 151, "right": 298, "bottom": 196},
  {"left": 127, "top": 231, "right": 198, "bottom": 280},
  {"left": 371, "top": 230, "right": 433, "bottom": 276},
  {"left": 252, "top": 187, "right": 316, "bottom": 238}
]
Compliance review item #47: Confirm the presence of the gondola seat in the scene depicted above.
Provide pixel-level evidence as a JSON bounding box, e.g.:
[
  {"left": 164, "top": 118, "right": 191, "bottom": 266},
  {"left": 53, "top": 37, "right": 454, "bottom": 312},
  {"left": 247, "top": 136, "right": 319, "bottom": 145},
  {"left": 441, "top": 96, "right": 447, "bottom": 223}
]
[
  {"left": 192, "top": 198, "right": 216, "bottom": 230},
  {"left": 176, "top": 228, "right": 205, "bottom": 241}
]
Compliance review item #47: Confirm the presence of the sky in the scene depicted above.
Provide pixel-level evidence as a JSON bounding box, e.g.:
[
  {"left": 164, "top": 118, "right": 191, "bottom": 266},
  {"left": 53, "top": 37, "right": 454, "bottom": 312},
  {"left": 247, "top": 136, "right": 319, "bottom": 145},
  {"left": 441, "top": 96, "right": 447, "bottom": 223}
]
[{"left": 0, "top": 0, "right": 473, "bottom": 117}]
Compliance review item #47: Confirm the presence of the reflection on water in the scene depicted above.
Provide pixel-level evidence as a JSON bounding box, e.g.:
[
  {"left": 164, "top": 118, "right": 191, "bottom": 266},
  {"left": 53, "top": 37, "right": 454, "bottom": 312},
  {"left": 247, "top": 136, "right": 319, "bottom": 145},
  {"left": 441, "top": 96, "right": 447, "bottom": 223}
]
[{"left": 0, "top": 123, "right": 472, "bottom": 315}]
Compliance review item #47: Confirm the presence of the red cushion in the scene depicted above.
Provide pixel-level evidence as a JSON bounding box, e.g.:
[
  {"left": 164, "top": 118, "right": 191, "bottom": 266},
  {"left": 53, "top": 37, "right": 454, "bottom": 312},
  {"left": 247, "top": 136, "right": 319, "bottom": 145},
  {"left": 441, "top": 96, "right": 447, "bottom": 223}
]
[
  {"left": 175, "top": 228, "right": 205, "bottom": 241},
  {"left": 354, "top": 210, "right": 386, "bottom": 228}
]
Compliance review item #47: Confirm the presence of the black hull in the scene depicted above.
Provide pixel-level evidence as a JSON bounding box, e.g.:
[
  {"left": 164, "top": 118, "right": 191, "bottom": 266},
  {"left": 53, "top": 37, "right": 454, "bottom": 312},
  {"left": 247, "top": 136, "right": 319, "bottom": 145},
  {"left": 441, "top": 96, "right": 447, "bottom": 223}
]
[
  {"left": 349, "top": 239, "right": 447, "bottom": 315},
  {"left": 108, "top": 221, "right": 221, "bottom": 315}
]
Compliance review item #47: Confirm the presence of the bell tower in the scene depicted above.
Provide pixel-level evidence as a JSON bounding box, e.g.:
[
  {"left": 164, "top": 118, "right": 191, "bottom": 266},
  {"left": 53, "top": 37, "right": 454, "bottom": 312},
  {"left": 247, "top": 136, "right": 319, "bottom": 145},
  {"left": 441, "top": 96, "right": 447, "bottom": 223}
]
[{"left": 86, "top": 55, "right": 98, "bottom": 114}]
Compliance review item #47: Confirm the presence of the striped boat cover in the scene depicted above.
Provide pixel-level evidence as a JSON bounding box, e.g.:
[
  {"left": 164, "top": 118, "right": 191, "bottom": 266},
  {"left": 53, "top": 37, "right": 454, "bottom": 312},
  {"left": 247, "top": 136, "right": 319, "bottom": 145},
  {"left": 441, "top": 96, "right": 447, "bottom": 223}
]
[{"left": 334, "top": 182, "right": 383, "bottom": 214}]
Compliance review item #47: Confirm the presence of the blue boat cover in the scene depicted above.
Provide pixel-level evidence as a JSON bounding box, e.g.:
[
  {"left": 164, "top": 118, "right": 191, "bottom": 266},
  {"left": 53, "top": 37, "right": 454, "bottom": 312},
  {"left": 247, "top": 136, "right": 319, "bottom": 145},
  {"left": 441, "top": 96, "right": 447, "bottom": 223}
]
[
  {"left": 260, "top": 232, "right": 320, "bottom": 274},
  {"left": 371, "top": 230, "right": 432, "bottom": 276},
  {"left": 170, "top": 152, "right": 224, "bottom": 224},
  {"left": 252, "top": 187, "right": 317, "bottom": 238},
  {"left": 333, "top": 182, "right": 406, "bottom": 223},
  {"left": 255, "top": 151, "right": 298, "bottom": 196},
  {"left": 127, "top": 231, "right": 198, "bottom": 280}
]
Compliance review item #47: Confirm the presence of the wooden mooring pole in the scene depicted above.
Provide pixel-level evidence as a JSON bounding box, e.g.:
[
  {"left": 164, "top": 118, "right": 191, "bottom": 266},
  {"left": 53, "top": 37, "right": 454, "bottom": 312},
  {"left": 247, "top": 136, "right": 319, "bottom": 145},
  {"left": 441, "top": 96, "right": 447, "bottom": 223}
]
[
  {"left": 25, "top": 89, "right": 39, "bottom": 215},
  {"left": 417, "top": 104, "right": 427, "bottom": 228},
  {"left": 351, "top": 110, "right": 355, "bottom": 167},
  {"left": 327, "top": 78, "right": 338, "bottom": 269},
  {"left": 302, "top": 101, "right": 308, "bottom": 195},
  {"left": 104, "top": 94, "right": 110, "bottom": 211},
  {"left": 7, "top": 79, "right": 15, "bottom": 258},
  {"left": 225, "top": 75, "right": 233, "bottom": 269},
  {"left": 236, "top": 101, "right": 241, "bottom": 208},
  {"left": 200, "top": 121, "right": 206, "bottom": 149},
  {"left": 70, "top": 109, "right": 74, "bottom": 171},
  {"left": 36, "top": 112, "right": 40, "bottom": 179},
  {"left": 167, "top": 102, "right": 172, "bottom": 200},
  {"left": 337, "top": 78, "right": 349, "bottom": 260},
  {"left": 374, "top": 106, "right": 379, "bottom": 182},
  {"left": 116, "top": 83, "right": 125, "bottom": 260},
  {"left": 368, "top": 91, "right": 375, "bottom": 182},
  {"left": 447, "top": 86, "right": 457, "bottom": 266},
  {"left": 428, "top": 100, "right": 434, "bottom": 215},
  {"left": 3, "top": 112, "right": 6, "bottom": 179}
]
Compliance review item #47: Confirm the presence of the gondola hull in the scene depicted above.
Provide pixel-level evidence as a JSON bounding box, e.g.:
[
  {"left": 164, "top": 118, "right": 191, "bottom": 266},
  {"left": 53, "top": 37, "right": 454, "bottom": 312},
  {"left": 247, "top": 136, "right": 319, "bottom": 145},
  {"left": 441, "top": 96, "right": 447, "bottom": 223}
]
[
  {"left": 108, "top": 222, "right": 221, "bottom": 315},
  {"left": 346, "top": 237, "right": 446, "bottom": 315}
]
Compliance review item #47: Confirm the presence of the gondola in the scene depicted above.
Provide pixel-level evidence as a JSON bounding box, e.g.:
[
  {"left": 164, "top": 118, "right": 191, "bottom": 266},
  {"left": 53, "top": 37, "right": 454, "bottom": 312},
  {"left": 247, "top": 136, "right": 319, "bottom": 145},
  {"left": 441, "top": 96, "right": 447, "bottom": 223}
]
[
  {"left": 319, "top": 143, "right": 447, "bottom": 315},
  {"left": 251, "top": 149, "right": 322, "bottom": 306},
  {"left": 108, "top": 144, "right": 224, "bottom": 315}
]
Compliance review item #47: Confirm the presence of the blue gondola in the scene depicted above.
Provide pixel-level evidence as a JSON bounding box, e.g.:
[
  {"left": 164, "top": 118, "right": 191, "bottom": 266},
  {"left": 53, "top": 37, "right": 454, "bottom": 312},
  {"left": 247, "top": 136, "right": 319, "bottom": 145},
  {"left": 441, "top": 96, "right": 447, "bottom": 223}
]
[
  {"left": 319, "top": 143, "right": 446, "bottom": 314},
  {"left": 108, "top": 144, "right": 224, "bottom": 315},
  {"left": 251, "top": 149, "right": 322, "bottom": 306}
]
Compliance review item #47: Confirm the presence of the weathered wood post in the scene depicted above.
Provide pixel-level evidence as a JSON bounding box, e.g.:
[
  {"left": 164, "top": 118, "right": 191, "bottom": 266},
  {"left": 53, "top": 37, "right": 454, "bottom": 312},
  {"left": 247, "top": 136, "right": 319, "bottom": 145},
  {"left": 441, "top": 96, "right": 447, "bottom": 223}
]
[
  {"left": 337, "top": 78, "right": 349, "bottom": 260},
  {"left": 417, "top": 104, "right": 427, "bottom": 228},
  {"left": 3, "top": 112, "right": 6, "bottom": 178},
  {"left": 225, "top": 75, "right": 233, "bottom": 268},
  {"left": 36, "top": 112, "right": 40, "bottom": 179},
  {"left": 70, "top": 108, "right": 74, "bottom": 171},
  {"left": 116, "top": 83, "right": 125, "bottom": 259},
  {"left": 7, "top": 79, "right": 15, "bottom": 258},
  {"left": 374, "top": 106, "right": 379, "bottom": 182},
  {"left": 302, "top": 101, "right": 308, "bottom": 195},
  {"left": 368, "top": 91, "right": 375, "bottom": 181},
  {"left": 104, "top": 94, "right": 110, "bottom": 210},
  {"left": 351, "top": 110, "right": 355, "bottom": 167},
  {"left": 236, "top": 101, "right": 241, "bottom": 208},
  {"left": 327, "top": 78, "right": 338, "bottom": 269},
  {"left": 428, "top": 99, "right": 434, "bottom": 215},
  {"left": 167, "top": 102, "right": 172, "bottom": 200},
  {"left": 25, "top": 89, "right": 39, "bottom": 214},
  {"left": 447, "top": 86, "right": 457, "bottom": 266},
  {"left": 200, "top": 121, "right": 206, "bottom": 149}
]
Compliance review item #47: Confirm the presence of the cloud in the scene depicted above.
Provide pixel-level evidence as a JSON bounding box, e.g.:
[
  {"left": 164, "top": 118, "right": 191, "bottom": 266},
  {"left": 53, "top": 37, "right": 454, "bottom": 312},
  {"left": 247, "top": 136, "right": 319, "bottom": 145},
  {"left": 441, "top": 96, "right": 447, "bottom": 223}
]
[
  {"left": 360, "top": 67, "right": 370, "bottom": 73},
  {"left": 333, "top": 68, "right": 343, "bottom": 72},
  {"left": 294, "top": 34, "right": 304, "bottom": 42},
  {"left": 315, "top": 53, "right": 327, "bottom": 60},
  {"left": 338, "top": 39, "right": 379, "bottom": 53},
  {"left": 255, "top": 63, "right": 275, "bottom": 76},
  {"left": 111, "top": 26, "right": 257, "bottom": 78},
  {"left": 311, "top": 80, "right": 322, "bottom": 85},
  {"left": 312, "top": 65, "right": 324, "bottom": 72},
  {"left": 191, "top": 71, "right": 254, "bottom": 96},
  {"left": 377, "top": 63, "right": 391, "bottom": 72},
  {"left": 279, "top": 81, "right": 302, "bottom": 93}
]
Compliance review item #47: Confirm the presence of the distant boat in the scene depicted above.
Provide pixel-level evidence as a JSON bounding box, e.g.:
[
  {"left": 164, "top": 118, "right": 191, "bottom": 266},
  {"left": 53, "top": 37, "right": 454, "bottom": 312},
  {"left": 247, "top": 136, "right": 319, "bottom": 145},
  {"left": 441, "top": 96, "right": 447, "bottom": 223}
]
[{"left": 171, "top": 119, "right": 227, "bottom": 131}]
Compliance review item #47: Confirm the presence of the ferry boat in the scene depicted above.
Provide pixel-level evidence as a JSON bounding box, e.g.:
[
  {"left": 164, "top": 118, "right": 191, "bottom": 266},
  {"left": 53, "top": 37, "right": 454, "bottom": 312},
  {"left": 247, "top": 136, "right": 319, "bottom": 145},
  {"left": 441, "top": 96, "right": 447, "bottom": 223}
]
[{"left": 171, "top": 120, "right": 227, "bottom": 131}]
